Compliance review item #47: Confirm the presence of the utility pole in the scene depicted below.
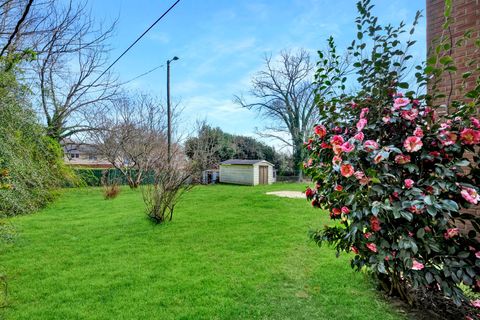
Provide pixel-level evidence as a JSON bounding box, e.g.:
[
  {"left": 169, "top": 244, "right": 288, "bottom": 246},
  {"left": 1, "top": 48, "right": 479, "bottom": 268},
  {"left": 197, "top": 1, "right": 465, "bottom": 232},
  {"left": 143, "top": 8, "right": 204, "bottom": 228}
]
[{"left": 166, "top": 56, "right": 179, "bottom": 163}]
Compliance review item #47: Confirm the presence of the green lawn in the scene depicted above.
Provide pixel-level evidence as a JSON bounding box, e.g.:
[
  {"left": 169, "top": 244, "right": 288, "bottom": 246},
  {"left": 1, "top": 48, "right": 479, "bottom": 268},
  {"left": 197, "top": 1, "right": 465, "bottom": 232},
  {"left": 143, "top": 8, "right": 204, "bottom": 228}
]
[{"left": 1, "top": 184, "right": 404, "bottom": 320}]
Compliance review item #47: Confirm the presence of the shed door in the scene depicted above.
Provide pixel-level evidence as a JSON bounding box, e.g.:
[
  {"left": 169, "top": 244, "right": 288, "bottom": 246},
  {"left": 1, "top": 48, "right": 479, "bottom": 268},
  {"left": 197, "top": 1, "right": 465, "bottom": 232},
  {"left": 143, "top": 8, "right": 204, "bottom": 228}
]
[{"left": 259, "top": 166, "right": 268, "bottom": 184}]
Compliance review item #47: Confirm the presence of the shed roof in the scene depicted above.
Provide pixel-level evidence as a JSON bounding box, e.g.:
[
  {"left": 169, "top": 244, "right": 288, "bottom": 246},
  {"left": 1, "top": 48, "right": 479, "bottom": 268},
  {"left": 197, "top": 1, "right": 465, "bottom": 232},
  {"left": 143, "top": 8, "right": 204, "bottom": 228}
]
[{"left": 220, "top": 159, "right": 273, "bottom": 166}]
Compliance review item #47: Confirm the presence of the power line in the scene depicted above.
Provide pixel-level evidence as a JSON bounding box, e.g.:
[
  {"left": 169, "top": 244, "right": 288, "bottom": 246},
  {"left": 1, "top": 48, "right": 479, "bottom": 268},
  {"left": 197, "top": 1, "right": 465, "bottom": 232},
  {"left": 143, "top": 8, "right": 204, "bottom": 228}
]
[
  {"left": 90, "top": 0, "right": 181, "bottom": 87},
  {"left": 119, "top": 64, "right": 165, "bottom": 87},
  {"left": 87, "top": 64, "right": 165, "bottom": 94}
]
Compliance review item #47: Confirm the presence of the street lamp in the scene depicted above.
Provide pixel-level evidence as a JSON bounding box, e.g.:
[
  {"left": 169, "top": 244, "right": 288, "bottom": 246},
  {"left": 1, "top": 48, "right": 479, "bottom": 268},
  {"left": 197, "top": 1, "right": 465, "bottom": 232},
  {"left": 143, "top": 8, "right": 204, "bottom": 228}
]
[{"left": 167, "top": 56, "right": 179, "bottom": 163}]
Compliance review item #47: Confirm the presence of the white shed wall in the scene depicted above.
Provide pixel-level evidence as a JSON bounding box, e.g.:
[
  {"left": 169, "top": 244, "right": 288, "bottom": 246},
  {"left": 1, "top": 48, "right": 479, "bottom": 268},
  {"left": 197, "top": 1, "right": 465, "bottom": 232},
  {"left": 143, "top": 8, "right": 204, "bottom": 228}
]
[
  {"left": 219, "top": 165, "right": 254, "bottom": 185},
  {"left": 268, "top": 165, "right": 274, "bottom": 184},
  {"left": 253, "top": 163, "right": 259, "bottom": 185}
]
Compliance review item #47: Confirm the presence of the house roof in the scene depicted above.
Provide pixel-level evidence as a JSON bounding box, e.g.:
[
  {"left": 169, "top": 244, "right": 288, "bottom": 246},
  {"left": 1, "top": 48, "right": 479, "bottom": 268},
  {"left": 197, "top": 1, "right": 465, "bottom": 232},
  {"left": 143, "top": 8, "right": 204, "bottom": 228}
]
[{"left": 220, "top": 159, "right": 274, "bottom": 166}]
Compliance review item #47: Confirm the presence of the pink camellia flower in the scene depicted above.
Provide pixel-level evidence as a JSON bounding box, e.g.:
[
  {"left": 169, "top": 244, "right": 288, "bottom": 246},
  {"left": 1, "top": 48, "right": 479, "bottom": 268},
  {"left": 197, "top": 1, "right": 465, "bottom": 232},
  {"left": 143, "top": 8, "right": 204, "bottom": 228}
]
[
  {"left": 320, "top": 142, "right": 331, "bottom": 149},
  {"left": 303, "top": 158, "right": 313, "bottom": 168},
  {"left": 439, "top": 131, "right": 457, "bottom": 146},
  {"left": 359, "top": 176, "right": 370, "bottom": 185},
  {"left": 351, "top": 246, "right": 359, "bottom": 254},
  {"left": 354, "top": 132, "right": 365, "bottom": 142},
  {"left": 471, "top": 117, "right": 480, "bottom": 129},
  {"left": 475, "top": 251, "right": 480, "bottom": 259},
  {"left": 354, "top": 171, "right": 365, "bottom": 180},
  {"left": 471, "top": 300, "right": 480, "bottom": 309},
  {"left": 364, "top": 232, "right": 372, "bottom": 239},
  {"left": 409, "top": 205, "right": 424, "bottom": 215},
  {"left": 404, "top": 136, "right": 423, "bottom": 152},
  {"left": 364, "top": 140, "right": 379, "bottom": 152},
  {"left": 404, "top": 179, "right": 414, "bottom": 189},
  {"left": 341, "top": 141, "right": 355, "bottom": 153},
  {"left": 334, "top": 184, "right": 343, "bottom": 192},
  {"left": 373, "top": 153, "right": 384, "bottom": 164},
  {"left": 305, "top": 187, "right": 315, "bottom": 199},
  {"left": 393, "top": 97, "right": 410, "bottom": 110},
  {"left": 356, "top": 118, "right": 367, "bottom": 131},
  {"left": 333, "top": 126, "right": 343, "bottom": 133},
  {"left": 340, "top": 164, "right": 354, "bottom": 177},
  {"left": 314, "top": 124, "right": 327, "bottom": 138},
  {"left": 395, "top": 154, "right": 411, "bottom": 164},
  {"left": 341, "top": 206, "right": 350, "bottom": 214},
  {"left": 360, "top": 108, "right": 369, "bottom": 119},
  {"left": 332, "top": 155, "right": 342, "bottom": 166},
  {"left": 370, "top": 216, "right": 381, "bottom": 232},
  {"left": 400, "top": 108, "right": 419, "bottom": 121},
  {"left": 444, "top": 228, "right": 459, "bottom": 240},
  {"left": 413, "top": 127, "right": 424, "bottom": 137},
  {"left": 332, "top": 208, "right": 341, "bottom": 216},
  {"left": 440, "top": 123, "right": 451, "bottom": 130},
  {"left": 330, "top": 135, "right": 345, "bottom": 146},
  {"left": 333, "top": 144, "right": 343, "bottom": 155},
  {"left": 382, "top": 116, "right": 391, "bottom": 123},
  {"left": 366, "top": 243, "right": 378, "bottom": 253},
  {"left": 411, "top": 259, "right": 425, "bottom": 271},
  {"left": 460, "top": 128, "right": 480, "bottom": 145},
  {"left": 353, "top": 171, "right": 370, "bottom": 185},
  {"left": 461, "top": 187, "right": 480, "bottom": 205}
]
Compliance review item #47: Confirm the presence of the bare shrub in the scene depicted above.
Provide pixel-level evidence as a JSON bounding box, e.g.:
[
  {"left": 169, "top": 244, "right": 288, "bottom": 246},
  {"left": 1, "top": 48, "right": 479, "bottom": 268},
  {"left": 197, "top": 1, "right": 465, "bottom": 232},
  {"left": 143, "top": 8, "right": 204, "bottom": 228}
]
[
  {"left": 143, "top": 160, "right": 192, "bottom": 224},
  {"left": 101, "top": 170, "right": 121, "bottom": 200}
]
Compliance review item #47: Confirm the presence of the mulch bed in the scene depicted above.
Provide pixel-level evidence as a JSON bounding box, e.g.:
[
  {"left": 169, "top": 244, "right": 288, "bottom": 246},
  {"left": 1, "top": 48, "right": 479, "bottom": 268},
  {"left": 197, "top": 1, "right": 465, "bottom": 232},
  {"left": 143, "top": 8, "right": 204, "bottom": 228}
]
[{"left": 385, "top": 289, "right": 480, "bottom": 320}]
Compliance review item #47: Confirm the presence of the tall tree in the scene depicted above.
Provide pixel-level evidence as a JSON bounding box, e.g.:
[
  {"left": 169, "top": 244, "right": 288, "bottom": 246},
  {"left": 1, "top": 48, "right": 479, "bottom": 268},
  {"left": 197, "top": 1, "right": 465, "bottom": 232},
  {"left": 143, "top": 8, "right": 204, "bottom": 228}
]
[
  {"left": 32, "top": 0, "right": 117, "bottom": 141},
  {"left": 236, "top": 48, "right": 349, "bottom": 179},
  {"left": 235, "top": 49, "right": 316, "bottom": 179},
  {"left": 0, "top": 0, "right": 118, "bottom": 141}
]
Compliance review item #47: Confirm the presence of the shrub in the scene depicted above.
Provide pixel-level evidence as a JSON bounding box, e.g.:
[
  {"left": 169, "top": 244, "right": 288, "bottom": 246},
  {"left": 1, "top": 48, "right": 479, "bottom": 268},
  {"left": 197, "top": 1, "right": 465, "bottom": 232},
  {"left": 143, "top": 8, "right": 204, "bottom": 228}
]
[
  {"left": 101, "top": 169, "right": 121, "bottom": 200},
  {"left": 143, "top": 163, "right": 192, "bottom": 224},
  {"left": 0, "top": 57, "right": 71, "bottom": 216},
  {"left": 304, "top": 0, "right": 479, "bottom": 307},
  {"left": 103, "top": 184, "right": 120, "bottom": 200}
]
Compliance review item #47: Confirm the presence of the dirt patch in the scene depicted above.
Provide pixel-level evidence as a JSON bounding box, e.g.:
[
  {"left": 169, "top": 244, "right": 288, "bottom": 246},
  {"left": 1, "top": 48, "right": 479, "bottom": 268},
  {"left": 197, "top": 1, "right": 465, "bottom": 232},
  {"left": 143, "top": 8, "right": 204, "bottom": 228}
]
[{"left": 266, "top": 191, "right": 305, "bottom": 199}]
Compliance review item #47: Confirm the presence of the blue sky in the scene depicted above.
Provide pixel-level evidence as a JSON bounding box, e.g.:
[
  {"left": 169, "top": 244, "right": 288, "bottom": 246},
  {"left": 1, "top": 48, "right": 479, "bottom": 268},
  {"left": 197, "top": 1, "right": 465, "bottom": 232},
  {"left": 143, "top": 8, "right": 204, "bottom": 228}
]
[{"left": 90, "top": 0, "right": 426, "bottom": 148}]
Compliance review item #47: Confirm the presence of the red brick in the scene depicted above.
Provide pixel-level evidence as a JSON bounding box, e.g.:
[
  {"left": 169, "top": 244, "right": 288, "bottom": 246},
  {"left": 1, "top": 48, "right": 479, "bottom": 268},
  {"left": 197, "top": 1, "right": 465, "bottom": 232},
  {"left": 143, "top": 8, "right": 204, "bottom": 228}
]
[{"left": 427, "top": 0, "right": 480, "bottom": 223}]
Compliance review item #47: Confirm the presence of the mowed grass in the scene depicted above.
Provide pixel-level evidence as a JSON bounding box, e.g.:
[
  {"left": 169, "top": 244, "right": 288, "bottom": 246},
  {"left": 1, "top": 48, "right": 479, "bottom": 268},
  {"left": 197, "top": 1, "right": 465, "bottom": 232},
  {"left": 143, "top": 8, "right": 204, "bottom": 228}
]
[{"left": 1, "top": 184, "right": 404, "bottom": 320}]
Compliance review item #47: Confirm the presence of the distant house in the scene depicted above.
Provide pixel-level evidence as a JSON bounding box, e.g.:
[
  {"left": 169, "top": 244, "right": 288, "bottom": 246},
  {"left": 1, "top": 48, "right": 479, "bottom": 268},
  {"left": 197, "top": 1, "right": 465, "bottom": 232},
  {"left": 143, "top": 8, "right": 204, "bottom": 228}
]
[
  {"left": 62, "top": 139, "right": 111, "bottom": 168},
  {"left": 219, "top": 160, "right": 275, "bottom": 186}
]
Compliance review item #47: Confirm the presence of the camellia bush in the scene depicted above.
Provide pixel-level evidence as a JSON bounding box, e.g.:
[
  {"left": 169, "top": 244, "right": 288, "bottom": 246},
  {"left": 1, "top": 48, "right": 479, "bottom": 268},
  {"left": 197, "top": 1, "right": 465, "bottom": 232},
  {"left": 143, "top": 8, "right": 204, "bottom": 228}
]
[{"left": 304, "top": 0, "right": 480, "bottom": 308}]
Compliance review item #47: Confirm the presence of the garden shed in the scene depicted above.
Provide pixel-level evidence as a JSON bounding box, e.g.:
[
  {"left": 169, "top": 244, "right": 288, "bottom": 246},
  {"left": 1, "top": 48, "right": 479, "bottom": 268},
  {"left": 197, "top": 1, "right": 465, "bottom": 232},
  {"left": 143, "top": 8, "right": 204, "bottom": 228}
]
[{"left": 219, "top": 159, "right": 275, "bottom": 185}]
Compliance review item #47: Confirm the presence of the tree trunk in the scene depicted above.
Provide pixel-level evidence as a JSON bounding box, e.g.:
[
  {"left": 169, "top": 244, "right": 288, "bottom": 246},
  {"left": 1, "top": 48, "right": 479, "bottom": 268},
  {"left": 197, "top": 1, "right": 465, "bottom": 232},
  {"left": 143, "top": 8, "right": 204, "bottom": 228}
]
[{"left": 292, "top": 138, "right": 304, "bottom": 182}]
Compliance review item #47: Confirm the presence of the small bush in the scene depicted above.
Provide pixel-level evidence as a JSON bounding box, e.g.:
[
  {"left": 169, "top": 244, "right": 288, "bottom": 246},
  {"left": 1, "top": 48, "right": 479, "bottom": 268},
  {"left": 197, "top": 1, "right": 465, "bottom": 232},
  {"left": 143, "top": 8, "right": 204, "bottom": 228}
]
[
  {"left": 101, "top": 169, "right": 121, "bottom": 200},
  {"left": 143, "top": 164, "right": 192, "bottom": 224},
  {"left": 103, "top": 184, "right": 120, "bottom": 200}
]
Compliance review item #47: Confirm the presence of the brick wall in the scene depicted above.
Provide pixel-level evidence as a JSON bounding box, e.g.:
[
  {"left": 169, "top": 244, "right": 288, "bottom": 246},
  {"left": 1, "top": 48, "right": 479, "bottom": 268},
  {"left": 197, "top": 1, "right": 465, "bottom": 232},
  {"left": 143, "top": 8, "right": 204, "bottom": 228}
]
[{"left": 426, "top": 0, "right": 480, "bottom": 231}]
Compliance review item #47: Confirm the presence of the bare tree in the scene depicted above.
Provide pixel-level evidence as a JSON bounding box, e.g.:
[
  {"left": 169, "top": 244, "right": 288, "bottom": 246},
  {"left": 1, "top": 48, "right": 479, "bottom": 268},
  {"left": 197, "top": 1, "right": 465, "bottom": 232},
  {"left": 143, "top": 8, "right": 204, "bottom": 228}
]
[
  {"left": 0, "top": 0, "right": 34, "bottom": 58},
  {"left": 89, "top": 93, "right": 167, "bottom": 189},
  {"left": 235, "top": 49, "right": 317, "bottom": 179},
  {"left": 0, "top": 0, "right": 118, "bottom": 141},
  {"left": 236, "top": 48, "right": 350, "bottom": 179},
  {"left": 30, "top": 0, "right": 118, "bottom": 141}
]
